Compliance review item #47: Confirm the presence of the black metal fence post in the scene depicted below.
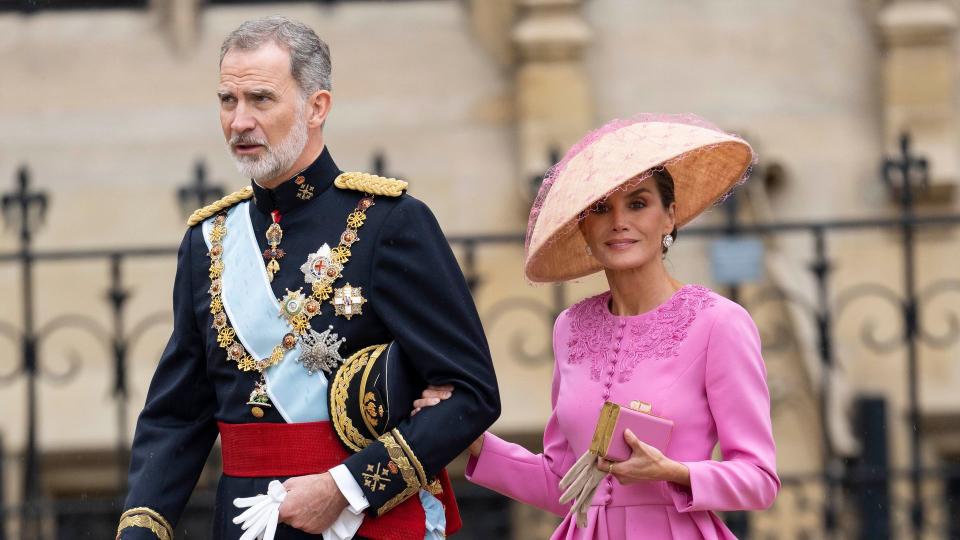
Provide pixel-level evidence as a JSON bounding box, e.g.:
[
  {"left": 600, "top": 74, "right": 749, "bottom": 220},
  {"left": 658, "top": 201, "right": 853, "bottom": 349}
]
[
  {"left": 461, "top": 240, "right": 480, "bottom": 294},
  {"left": 881, "top": 133, "right": 928, "bottom": 540},
  {"left": 810, "top": 226, "right": 839, "bottom": 537},
  {"left": 854, "top": 396, "right": 891, "bottom": 539},
  {"left": 947, "top": 458, "right": 960, "bottom": 540},
  {"left": 177, "top": 161, "right": 224, "bottom": 218},
  {"left": 2, "top": 166, "right": 47, "bottom": 540},
  {"left": 107, "top": 255, "right": 131, "bottom": 491}
]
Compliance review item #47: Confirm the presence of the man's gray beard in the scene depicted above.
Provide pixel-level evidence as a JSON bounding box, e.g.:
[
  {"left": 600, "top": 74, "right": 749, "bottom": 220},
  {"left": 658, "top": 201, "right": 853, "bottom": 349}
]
[{"left": 230, "top": 113, "right": 309, "bottom": 183}]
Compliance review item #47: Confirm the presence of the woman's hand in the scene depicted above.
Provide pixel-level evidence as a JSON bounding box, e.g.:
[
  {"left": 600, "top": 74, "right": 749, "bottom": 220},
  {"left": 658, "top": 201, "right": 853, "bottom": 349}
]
[
  {"left": 411, "top": 384, "right": 454, "bottom": 416},
  {"left": 596, "top": 429, "right": 690, "bottom": 486}
]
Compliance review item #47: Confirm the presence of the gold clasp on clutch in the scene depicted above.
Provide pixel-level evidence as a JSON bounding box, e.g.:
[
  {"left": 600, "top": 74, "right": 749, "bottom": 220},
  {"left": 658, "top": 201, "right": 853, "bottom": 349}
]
[{"left": 629, "top": 400, "right": 652, "bottom": 414}]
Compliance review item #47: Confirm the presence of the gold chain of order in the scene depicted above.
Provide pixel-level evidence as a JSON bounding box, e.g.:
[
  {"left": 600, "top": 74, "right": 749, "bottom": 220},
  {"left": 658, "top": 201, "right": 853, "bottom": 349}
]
[{"left": 207, "top": 195, "right": 374, "bottom": 373}]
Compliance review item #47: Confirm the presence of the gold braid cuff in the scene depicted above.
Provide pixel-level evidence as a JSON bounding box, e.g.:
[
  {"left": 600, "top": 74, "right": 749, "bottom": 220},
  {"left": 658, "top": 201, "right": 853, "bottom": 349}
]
[
  {"left": 376, "top": 432, "right": 421, "bottom": 516},
  {"left": 392, "top": 429, "right": 428, "bottom": 488},
  {"left": 116, "top": 507, "right": 173, "bottom": 540},
  {"left": 186, "top": 186, "right": 254, "bottom": 227},
  {"left": 334, "top": 172, "right": 408, "bottom": 197}
]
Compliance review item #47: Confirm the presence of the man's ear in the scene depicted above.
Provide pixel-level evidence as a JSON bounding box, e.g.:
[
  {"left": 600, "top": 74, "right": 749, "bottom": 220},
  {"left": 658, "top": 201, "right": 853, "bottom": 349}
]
[{"left": 306, "top": 90, "right": 332, "bottom": 128}]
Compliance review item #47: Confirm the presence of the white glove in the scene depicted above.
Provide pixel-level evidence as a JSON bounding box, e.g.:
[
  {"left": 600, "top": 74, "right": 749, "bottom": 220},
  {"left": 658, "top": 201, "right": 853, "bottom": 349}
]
[
  {"left": 233, "top": 479, "right": 364, "bottom": 540},
  {"left": 233, "top": 480, "right": 287, "bottom": 540},
  {"left": 558, "top": 450, "right": 605, "bottom": 528}
]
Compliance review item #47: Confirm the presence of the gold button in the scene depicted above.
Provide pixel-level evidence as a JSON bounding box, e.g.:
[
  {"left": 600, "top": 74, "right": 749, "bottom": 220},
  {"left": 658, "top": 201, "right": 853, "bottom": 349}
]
[{"left": 251, "top": 406, "right": 264, "bottom": 418}]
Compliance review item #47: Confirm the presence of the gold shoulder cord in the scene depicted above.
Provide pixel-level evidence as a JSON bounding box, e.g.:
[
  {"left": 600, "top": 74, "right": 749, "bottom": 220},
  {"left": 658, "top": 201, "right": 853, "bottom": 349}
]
[
  {"left": 188, "top": 170, "right": 406, "bottom": 228},
  {"left": 186, "top": 186, "right": 254, "bottom": 227},
  {"left": 334, "top": 172, "right": 408, "bottom": 197},
  {"left": 116, "top": 507, "right": 173, "bottom": 540}
]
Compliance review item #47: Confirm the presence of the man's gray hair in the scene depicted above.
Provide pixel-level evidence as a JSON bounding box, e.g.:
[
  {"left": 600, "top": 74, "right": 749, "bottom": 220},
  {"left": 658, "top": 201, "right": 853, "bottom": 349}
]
[{"left": 220, "top": 16, "right": 332, "bottom": 95}]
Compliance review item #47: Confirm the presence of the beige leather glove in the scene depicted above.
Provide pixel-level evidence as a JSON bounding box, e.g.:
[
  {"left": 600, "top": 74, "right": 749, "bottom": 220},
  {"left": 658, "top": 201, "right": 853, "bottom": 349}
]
[{"left": 559, "top": 450, "right": 605, "bottom": 528}]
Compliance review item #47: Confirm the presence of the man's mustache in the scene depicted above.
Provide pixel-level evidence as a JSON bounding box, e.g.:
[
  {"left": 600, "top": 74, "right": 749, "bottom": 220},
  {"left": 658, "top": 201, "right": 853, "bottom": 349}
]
[{"left": 229, "top": 133, "right": 269, "bottom": 147}]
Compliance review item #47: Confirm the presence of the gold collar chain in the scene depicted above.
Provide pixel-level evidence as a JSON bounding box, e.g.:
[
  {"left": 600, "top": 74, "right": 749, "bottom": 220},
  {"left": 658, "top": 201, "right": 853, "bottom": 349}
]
[{"left": 206, "top": 194, "right": 375, "bottom": 415}]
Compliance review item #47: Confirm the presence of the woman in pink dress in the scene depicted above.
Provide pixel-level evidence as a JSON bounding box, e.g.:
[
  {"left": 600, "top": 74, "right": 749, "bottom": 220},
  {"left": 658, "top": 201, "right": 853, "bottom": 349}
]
[{"left": 419, "top": 114, "right": 780, "bottom": 539}]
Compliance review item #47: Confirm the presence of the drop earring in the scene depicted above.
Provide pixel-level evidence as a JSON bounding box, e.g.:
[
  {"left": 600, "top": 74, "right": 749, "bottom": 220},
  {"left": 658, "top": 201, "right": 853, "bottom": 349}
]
[
  {"left": 585, "top": 245, "right": 593, "bottom": 256},
  {"left": 662, "top": 235, "right": 674, "bottom": 249}
]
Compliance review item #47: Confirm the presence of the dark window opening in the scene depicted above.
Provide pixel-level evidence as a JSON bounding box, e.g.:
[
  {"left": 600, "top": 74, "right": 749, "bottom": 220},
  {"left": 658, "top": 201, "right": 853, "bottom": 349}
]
[{"left": 0, "top": 0, "right": 148, "bottom": 12}]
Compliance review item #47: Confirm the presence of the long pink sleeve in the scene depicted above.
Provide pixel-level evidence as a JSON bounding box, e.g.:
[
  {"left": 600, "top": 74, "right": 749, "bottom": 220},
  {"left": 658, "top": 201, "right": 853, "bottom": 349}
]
[
  {"left": 465, "top": 321, "right": 575, "bottom": 516},
  {"left": 668, "top": 303, "right": 781, "bottom": 512}
]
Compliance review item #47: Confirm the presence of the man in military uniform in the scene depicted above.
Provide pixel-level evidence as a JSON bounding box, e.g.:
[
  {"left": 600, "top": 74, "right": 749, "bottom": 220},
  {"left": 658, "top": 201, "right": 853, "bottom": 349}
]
[{"left": 116, "top": 16, "right": 500, "bottom": 540}]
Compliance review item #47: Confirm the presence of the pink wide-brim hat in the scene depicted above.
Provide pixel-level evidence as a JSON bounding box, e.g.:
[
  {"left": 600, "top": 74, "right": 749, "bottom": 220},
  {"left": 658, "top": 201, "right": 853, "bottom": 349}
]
[{"left": 524, "top": 113, "right": 755, "bottom": 283}]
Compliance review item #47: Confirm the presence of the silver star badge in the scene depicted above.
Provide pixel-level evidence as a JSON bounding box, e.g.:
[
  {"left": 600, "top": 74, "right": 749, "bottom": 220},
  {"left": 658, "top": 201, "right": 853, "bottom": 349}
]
[{"left": 297, "top": 325, "right": 346, "bottom": 375}]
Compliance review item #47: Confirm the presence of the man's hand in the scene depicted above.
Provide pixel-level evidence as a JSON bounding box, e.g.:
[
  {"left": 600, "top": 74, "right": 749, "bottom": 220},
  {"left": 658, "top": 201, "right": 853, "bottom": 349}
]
[{"left": 278, "top": 472, "right": 349, "bottom": 533}]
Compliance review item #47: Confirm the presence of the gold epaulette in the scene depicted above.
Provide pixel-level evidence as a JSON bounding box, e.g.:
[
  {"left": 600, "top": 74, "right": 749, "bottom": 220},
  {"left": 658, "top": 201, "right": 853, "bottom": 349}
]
[
  {"left": 334, "top": 172, "right": 408, "bottom": 197},
  {"left": 186, "top": 186, "right": 254, "bottom": 227}
]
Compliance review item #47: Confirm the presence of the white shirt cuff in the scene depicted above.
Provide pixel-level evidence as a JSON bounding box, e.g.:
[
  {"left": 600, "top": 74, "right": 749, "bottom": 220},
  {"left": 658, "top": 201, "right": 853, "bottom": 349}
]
[{"left": 330, "top": 464, "right": 370, "bottom": 513}]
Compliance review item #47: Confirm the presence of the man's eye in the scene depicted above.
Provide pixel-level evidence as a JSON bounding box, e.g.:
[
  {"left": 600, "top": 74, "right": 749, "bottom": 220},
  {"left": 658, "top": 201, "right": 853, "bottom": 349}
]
[
  {"left": 220, "top": 95, "right": 236, "bottom": 104},
  {"left": 255, "top": 95, "right": 271, "bottom": 103}
]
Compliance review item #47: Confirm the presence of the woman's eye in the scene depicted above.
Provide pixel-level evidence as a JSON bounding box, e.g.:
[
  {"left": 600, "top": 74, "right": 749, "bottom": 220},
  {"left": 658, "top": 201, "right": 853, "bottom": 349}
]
[
  {"left": 629, "top": 200, "right": 646, "bottom": 209},
  {"left": 591, "top": 203, "right": 609, "bottom": 214}
]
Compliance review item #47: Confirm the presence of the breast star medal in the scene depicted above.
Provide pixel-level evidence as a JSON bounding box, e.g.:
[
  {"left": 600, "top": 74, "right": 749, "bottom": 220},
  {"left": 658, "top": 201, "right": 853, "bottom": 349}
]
[
  {"left": 279, "top": 288, "right": 321, "bottom": 334},
  {"left": 301, "top": 244, "right": 343, "bottom": 288},
  {"left": 298, "top": 325, "right": 346, "bottom": 375},
  {"left": 332, "top": 283, "right": 367, "bottom": 320}
]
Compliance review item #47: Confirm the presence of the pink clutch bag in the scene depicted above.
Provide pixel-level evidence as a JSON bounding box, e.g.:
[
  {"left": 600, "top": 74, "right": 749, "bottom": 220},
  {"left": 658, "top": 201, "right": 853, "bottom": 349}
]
[{"left": 589, "top": 401, "right": 674, "bottom": 462}]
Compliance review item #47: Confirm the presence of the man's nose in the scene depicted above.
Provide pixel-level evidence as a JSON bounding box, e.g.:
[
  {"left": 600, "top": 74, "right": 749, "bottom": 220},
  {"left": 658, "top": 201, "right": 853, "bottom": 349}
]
[{"left": 230, "top": 103, "right": 256, "bottom": 134}]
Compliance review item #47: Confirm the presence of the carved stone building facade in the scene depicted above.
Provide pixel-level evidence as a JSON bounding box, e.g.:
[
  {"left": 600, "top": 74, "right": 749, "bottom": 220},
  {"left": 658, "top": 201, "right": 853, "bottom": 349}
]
[{"left": 1, "top": 0, "right": 959, "bottom": 537}]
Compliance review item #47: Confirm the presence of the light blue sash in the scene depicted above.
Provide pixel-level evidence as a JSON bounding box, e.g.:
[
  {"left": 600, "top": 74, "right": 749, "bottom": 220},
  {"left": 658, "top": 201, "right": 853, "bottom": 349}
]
[{"left": 202, "top": 201, "right": 328, "bottom": 423}]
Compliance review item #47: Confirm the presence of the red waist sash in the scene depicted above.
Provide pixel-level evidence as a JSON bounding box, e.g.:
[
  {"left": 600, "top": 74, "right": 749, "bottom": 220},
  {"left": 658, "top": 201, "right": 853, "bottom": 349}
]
[{"left": 217, "top": 421, "right": 461, "bottom": 539}]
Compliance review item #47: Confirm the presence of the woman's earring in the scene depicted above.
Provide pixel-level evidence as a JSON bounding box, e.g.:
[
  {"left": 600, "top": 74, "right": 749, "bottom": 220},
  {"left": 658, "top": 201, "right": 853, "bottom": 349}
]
[
  {"left": 585, "top": 244, "right": 593, "bottom": 256},
  {"left": 662, "top": 235, "right": 674, "bottom": 249}
]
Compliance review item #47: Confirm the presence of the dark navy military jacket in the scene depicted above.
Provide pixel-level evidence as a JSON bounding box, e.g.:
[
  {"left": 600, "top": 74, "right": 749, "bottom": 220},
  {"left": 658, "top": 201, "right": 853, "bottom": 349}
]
[{"left": 119, "top": 148, "right": 500, "bottom": 539}]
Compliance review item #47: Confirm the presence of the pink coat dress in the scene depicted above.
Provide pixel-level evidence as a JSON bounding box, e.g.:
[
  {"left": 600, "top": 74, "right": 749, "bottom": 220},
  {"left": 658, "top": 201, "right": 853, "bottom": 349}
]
[{"left": 466, "top": 285, "right": 780, "bottom": 539}]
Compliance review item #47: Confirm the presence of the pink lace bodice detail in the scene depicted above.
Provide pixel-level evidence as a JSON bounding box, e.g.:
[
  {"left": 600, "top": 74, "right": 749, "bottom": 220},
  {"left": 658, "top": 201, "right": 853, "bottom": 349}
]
[{"left": 566, "top": 285, "right": 716, "bottom": 382}]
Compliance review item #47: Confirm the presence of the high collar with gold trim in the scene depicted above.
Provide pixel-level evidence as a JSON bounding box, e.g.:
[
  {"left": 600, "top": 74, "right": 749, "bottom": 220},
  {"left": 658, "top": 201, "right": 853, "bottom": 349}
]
[{"left": 250, "top": 147, "right": 340, "bottom": 215}]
